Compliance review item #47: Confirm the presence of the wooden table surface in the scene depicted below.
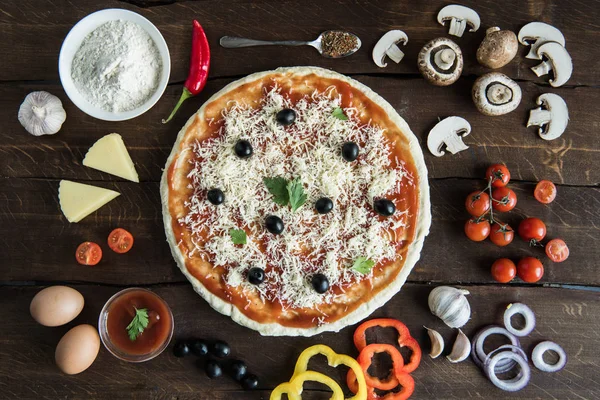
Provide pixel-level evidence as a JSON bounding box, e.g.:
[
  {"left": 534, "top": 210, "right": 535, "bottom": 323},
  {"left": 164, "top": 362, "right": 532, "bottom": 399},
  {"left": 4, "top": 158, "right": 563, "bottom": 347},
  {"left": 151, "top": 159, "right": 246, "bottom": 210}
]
[{"left": 1, "top": 0, "right": 599, "bottom": 399}]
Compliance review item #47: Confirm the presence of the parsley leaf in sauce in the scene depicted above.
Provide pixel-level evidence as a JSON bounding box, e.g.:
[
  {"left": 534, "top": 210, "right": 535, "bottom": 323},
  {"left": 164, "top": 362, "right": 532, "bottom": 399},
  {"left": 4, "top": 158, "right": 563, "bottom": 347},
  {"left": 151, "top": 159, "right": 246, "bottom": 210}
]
[
  {"left": 126, "top": 307, "right": 149, "bottom": 341},
  {"left": 263, "top": 177, "right": 290, "bottom": 206},
  {"left": 332, "top": 107, "right": 348, "bottom": 120},
  {"left": 287, "top": 178, "right": 307, "bottom": 212},
  {"left": 229, "top": 228, "right": 247, "bottom": 245},
  {"left": 352, "top": 257, "right": 375, "bottom": 274}
]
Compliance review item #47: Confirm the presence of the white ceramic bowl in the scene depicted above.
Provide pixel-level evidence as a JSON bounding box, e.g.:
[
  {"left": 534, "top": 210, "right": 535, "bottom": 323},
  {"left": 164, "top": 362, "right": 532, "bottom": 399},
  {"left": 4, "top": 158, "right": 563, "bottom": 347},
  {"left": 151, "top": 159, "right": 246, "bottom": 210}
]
[{"left": 58, "top": 9, "right": 170, "bottom": 121}]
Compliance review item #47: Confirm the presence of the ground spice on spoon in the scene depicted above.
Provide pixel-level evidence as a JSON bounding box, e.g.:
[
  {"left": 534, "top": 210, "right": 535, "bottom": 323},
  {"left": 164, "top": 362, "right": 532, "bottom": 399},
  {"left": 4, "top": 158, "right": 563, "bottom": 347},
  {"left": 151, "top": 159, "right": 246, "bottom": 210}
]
[{"left": 321, "top": 31, "right": 359, "bottom": 58}]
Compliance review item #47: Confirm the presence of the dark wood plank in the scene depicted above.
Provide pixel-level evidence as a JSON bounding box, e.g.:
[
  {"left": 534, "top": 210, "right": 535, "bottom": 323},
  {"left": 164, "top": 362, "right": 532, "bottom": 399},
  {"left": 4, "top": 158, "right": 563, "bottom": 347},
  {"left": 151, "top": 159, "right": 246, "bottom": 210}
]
[
  {"left": 1, "top": 283, "right": 598, "bottom": 399},
  {"left": 2, "top": 78, "right": 598, "bottom": 185},
  {"left": 2, "top": 177, "right": 597, "bottom": 286},
  {"left": 0, "top": 0, "right": 599, "bottom": 85}
]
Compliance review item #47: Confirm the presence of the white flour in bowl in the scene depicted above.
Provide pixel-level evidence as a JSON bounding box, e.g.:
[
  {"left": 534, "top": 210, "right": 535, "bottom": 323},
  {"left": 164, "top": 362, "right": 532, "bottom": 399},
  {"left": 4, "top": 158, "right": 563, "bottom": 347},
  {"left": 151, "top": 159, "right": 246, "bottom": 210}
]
[{"left": 71, "top": 20, "right": 162, "bottom": 113}]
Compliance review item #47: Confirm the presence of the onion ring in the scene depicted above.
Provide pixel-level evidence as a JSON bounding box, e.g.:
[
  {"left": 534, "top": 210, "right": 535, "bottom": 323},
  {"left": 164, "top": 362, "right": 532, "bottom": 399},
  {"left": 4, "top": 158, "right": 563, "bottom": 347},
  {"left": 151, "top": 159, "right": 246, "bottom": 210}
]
[
  {"left": 503, "top": 303, "right": 536, "bottom": 337},
  {"left": 532, "top": 341, "right": 567, "bottom": 372},
  {"left": 484, "top": 351, "right": 531, "bottom": 392},
  {"left": 472, "top": 325, "right": 521, "bottom": 373}
]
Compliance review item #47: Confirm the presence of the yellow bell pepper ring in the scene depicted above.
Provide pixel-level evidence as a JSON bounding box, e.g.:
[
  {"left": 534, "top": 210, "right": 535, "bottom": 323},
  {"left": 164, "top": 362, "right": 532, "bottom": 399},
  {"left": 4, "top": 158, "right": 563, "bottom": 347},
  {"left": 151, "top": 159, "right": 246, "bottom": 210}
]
[
  {"left": 293, "top": 344, "right": 367, "bottom": 400},
  {"left": 270, "top": 370, "right": 345, "bottom": 400}
]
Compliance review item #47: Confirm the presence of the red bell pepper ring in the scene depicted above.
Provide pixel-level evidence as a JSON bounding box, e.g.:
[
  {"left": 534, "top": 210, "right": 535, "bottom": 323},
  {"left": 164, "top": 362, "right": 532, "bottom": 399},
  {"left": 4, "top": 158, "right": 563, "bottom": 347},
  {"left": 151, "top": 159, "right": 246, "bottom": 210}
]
[
  {"left": 367, "top": 371, "right": 414, "bottom": 400},
  {"left": 353, "top": 318, "right": 422, "bottom": 373}
]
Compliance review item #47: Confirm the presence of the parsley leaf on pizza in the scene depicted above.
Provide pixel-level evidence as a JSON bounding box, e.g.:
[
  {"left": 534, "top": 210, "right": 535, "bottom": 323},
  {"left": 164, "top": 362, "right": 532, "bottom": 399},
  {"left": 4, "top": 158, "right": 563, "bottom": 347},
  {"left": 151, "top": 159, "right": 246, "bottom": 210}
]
[
  {"left": 263, "top": 177, "right": 290, "bottom": 206},
  {"left": 332, "top": 107, "right": 348, "bottom": 120},
  {"left": 352, "top": 257, "right": 375, "bottom": 274},
  {"left": 287, "top": 178, "right": 307, "bottom": 212},
  {"left": 229, "top": 229, "right": 247, "bottom": 245}
]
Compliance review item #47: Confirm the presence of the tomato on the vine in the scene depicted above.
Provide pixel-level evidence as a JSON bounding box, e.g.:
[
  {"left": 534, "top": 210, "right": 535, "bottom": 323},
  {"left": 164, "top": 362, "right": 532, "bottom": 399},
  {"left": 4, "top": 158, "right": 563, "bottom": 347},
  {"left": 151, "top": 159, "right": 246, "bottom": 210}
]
[
  {"left": 491, "top": 187, "right": 517, "bottom": 212},
  {"left": 486, "top": 164, "right": 510, "bottom": 188},
  {"left": 76, "top": 242, "right": 102, "bottom": 266},
  {"left": 517, "top": 257, "right": 544, "bottom": 283},
  {"left": 108, "top": 228, "right": 134, "bottom": 254},
  {"left": 546, "top": 239, "right": 569, "bottom": 263},
  {"left": 465, "top": 191, "right": 490, "bottom": 216},
  {"left": 534, "top": 180, "right": 557, "bottom": 204},
  {"left": 518, "top": 217, "right": 546, "bottom": 243},
  {"left": 464, "top": 218, "right": 491, "bottom": 242},
  {"left": 489, "top": 223, "right": 514, "bottom": 246},
  {"left": 491, "top": 258, "right": 517, "bottom": 283}
]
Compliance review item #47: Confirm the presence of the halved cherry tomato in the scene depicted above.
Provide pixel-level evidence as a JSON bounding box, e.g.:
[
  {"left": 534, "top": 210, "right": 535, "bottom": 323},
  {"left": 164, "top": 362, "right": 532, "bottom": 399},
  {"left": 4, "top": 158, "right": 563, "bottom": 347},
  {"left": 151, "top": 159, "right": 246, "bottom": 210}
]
[
  {"left": 546, "top": 239, "right": 570, "bottom": 263},
  {"left": 491, "top": 258, "right": 517, "bottom": 283},
  {"left": 534, "top": 180, "right": 557, "bottom": 204},
  {"left": 518, "top": 217, "right": 546, "bottom": 243},
  {"left": 76, "top": 242, "right": 102, "bottom": 266},
  {"left": 491, "top": 187, "right": 517, "bottom": 212},
  {"left": 465, "top": 191, "right": 490, "bottom": 216},
  {"left": 489, "top": 223, "right": 514, "bottom": 246},
  {"left": 486, "top": 164, "right": 510, "bottom": 188},
  {"left": 108, "top": 228, "right": 134, "bottom": 254},
  {"left": 465, "top": 218, "right": 491, "bottom": 242},
  {"left": 517, "top": 257, "right": 544, "bottom": 283}
]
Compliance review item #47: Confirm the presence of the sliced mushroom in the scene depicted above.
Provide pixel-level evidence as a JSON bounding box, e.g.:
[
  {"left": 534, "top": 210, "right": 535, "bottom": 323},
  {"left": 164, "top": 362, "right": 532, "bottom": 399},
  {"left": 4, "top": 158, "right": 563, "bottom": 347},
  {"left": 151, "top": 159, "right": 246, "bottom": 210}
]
[
  {"left": 518, "top": 22, "right": 566, "bottom": 60},
  {"left": 437, "top": 4, "right": 481, "bottom": 37},
  {"left": 472, "top": 72, "right": 522, "bottom": 116},
  {"left": 418, "top": 38, "right": 463, "bottom": 86},
  {"left": 531, "top": 42, "right": 573, "bottom": 87},
  {"left": 476, "top": 27, "right": 518, "bottom": 69},
  {"left": 527, "top": 93, "right": 569, "bottom": 140},
  {"left": 372, "top": 30, "right": 408, "bottom": 68},
  {"left": 427, "top": 116, "right": 471, "bottom": 157}
]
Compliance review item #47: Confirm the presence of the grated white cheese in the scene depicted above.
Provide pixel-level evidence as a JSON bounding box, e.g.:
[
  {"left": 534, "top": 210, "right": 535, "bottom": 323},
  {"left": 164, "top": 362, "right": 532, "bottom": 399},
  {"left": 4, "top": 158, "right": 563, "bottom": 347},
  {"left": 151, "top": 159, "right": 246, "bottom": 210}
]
[{"left": 180, "top": 85, "right": 412, "bottom": 309}]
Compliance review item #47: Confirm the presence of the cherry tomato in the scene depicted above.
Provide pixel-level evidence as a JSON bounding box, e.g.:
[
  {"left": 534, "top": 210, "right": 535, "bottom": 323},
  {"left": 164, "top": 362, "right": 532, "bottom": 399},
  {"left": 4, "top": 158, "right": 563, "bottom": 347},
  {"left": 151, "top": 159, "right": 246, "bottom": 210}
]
[
  {"left": 491, "top": 258, "right": 517, "bottom": 283},
  {"left": 491, "top": 187, "right": 517, "bottom": 212},
  {"left": 486, "top": 164, "right": 510, "bottom": 188},
  {"left": 76, "top": 242, "right": 102, "bottom": 266},
  {"left": 108, "top": 228, "right": 134, "bottom": 254},
  {"left": 518, "top": 218, "right": 547, "bottom": 243},
  {"left": 464, "top": 218, "right": 491, "bottom": 242},
  {"left": 534, "top": 180, "right": 557, "bottom": 204},
  {"left": 545, "top": 239, "right": 570, "bottom": 263},
  {"left": 465, "top": 191, "right": 491, "bottom": 216},
  {"left": 489, "top": 223, "right": 514, "bottom": 246},
  {"left": 517, "top": 257, "right": 544, "bottom": 283}
]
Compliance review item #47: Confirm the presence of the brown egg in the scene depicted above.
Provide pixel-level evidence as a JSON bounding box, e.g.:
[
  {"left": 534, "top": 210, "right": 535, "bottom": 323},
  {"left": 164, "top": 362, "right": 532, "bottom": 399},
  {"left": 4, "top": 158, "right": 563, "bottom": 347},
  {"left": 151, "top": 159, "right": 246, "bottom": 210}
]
[
  {"left": 55, "top": 324, "right": 100, "bottom": 375},
  {"left": 30, "top": 286, "right": 84, "bottom": 327}
]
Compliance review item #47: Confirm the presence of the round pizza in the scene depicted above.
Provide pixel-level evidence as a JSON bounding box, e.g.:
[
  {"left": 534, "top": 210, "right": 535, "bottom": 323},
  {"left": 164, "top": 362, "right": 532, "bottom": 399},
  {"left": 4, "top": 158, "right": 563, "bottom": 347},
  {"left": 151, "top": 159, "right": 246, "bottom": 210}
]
[{"left": 161, "top": 67, "right": 430, "bottom": 336}]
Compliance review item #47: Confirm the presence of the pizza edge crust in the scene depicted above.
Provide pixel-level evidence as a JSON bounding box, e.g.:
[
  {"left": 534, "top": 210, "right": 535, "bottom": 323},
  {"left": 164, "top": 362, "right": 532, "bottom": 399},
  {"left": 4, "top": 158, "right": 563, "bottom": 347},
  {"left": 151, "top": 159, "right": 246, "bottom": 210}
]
[{"left": 160, "top": 66, "right": 431, "bottom": 337}]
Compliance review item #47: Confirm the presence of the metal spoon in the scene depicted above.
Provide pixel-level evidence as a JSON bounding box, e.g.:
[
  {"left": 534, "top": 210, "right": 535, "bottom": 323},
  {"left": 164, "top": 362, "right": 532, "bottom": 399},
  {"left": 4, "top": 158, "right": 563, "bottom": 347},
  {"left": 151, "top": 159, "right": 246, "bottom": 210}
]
[{"left": 219, "top": 30, "right": 361, "bottom": 58}]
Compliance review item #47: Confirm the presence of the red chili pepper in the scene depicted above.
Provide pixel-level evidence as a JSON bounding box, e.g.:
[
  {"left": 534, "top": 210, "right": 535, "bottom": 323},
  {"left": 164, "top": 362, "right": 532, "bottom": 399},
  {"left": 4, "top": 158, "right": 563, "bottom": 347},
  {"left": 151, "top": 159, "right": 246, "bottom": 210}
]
[
  {"left": 353, "top": 318, "right": 422, "bottom": 373},
  {"left": 162, "top": 20, "right": 211, "bottom": 123},
  {"left": 347, "top": 344, "right": 415, "bottom": 400}
]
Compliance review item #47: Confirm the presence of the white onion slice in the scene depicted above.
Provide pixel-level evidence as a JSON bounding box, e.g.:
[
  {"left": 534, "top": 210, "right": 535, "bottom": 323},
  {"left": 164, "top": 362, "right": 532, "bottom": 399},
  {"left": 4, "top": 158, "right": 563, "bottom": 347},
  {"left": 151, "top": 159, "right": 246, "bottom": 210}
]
[
  {"left": 504, "top": 303, "right": 536, "bottom": 337},
  {"left": 472, "top": 325, "right": 521, "bottom": 373},
  {"left": 532, "top": 341, "right": 567, "bottom": 372},
  {"left": 485, "top": 351, "right": 531, "bottom": 392}
]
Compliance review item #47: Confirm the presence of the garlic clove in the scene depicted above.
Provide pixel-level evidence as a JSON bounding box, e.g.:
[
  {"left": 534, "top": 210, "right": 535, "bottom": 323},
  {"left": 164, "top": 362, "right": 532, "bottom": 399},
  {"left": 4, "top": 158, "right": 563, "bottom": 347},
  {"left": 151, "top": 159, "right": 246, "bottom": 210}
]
[
  {"left": 428, "top": 286, "right": 471, "bottom": 328},
  {"left": 424, "top": 326, "right": 444, "bottom": 359},
  {"left": 18, "top": 91, "right": 66, "bottom": 136},
  {"left": 447, "top": 329, "right": 471, "bottom": 363}
]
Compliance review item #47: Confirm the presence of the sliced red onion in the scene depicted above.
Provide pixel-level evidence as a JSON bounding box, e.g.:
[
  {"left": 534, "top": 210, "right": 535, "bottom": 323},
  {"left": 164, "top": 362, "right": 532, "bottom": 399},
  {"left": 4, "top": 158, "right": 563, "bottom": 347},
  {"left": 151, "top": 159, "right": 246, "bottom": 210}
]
[
  {"left": 503, "top": 303, "right": 536, "bottom": 337},
  {"left": 484, "top": 351, "right": 531, "bottom": 392},
  {"left": 532, "top": 341, "right": 567, "bottom": 372},
  {"left": 472, "top": 325, "right": 521, "bottom": 373},
  {"left": 483, "top": 345, "right": 528, "bottom": 379}
]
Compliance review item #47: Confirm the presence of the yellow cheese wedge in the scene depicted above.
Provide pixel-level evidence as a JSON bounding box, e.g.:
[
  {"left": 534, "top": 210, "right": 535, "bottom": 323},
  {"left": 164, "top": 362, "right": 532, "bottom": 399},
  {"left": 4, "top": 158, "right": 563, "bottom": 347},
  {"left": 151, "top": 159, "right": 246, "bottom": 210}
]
[
  {"left": 58, "top": 180, "right": 120, "bottom": 223},
  {"left": 83, "top": 133, "right": 139, "bottom": 182}
]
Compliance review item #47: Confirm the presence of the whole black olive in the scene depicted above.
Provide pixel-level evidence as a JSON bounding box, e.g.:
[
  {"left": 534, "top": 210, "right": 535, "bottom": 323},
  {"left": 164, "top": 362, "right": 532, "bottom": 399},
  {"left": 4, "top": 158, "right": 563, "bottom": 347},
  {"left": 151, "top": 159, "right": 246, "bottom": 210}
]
[
  {"left": 207, "top": 188, "right": 225, "bottom": 205},
  {"left": 315, "top": 197, "right": 334, "bottom": 214},
  {"left": 241, "top": 373, "right": 259, "bottom": 390},
  {"left": 276, "top": 108, "right": 296, "bottom": 126},
  {"left": 189, "top": 338, "right": 209, "bottom": 357},
  {"left": 374, "top": 198, "right": 396, "bottom": 217},
  {"left": 265, "top": 215, "right": 284, "bottom": 235},
  {"left": 205, "top": 359, "right": 223, "bottom": 379},
  {"left": 311, "top": 273, "right": 330, "bottom": 294},
  {"left": 173, "top": 340, "right": 190, "bottom": 358},
  {"left": 342, "top": 142, "right": 359, "bottom": 162},
  {"left": 229, "top": 360, "right": 248, "bottom": 382},
  {"left": 248, "top": 267, "right": 265, "bottom": 285},
  {"left": 211, "top": 340, "right": 231, "bottom": 358},
  {"left": 234, "top": 140, "right": 253, "bottom": 158}
]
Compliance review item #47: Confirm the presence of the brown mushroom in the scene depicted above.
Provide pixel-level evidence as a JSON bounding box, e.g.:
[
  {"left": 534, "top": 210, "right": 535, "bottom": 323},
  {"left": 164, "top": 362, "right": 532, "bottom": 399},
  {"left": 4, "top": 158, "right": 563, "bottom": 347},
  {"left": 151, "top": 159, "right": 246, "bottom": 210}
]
[
  {"left": 476, "top": 27, "right": 518, "bottom": 69},
  {"left": 418, "top": 37, "right": 463, "bottom": 86}
]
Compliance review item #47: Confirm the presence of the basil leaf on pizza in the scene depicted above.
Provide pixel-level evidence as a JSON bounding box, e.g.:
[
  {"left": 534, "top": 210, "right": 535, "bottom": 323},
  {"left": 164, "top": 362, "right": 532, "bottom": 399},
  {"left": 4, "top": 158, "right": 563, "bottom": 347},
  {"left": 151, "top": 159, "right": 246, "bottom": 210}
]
[
  {"left": 287, "top": 178, "right": 307, "bottom": 212},
  {"left": 263, "top": 177, "right": 290, "bottom": 206},
  {"left": 229, "top": 229, "right": 247, "bottom": 245},
  {"left": 352, "top": 257, "right": 375, "bottom": 274}
]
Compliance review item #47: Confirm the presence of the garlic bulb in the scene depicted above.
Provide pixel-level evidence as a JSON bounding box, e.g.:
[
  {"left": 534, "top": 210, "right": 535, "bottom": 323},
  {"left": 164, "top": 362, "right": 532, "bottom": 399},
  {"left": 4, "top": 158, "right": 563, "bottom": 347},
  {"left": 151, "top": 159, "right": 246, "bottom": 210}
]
[
  {"left": 428, "top": 286, "right": 471, "bottom": 328},
  {"left": 18, "top": 91, "right": 66, "bottom": 136}
]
